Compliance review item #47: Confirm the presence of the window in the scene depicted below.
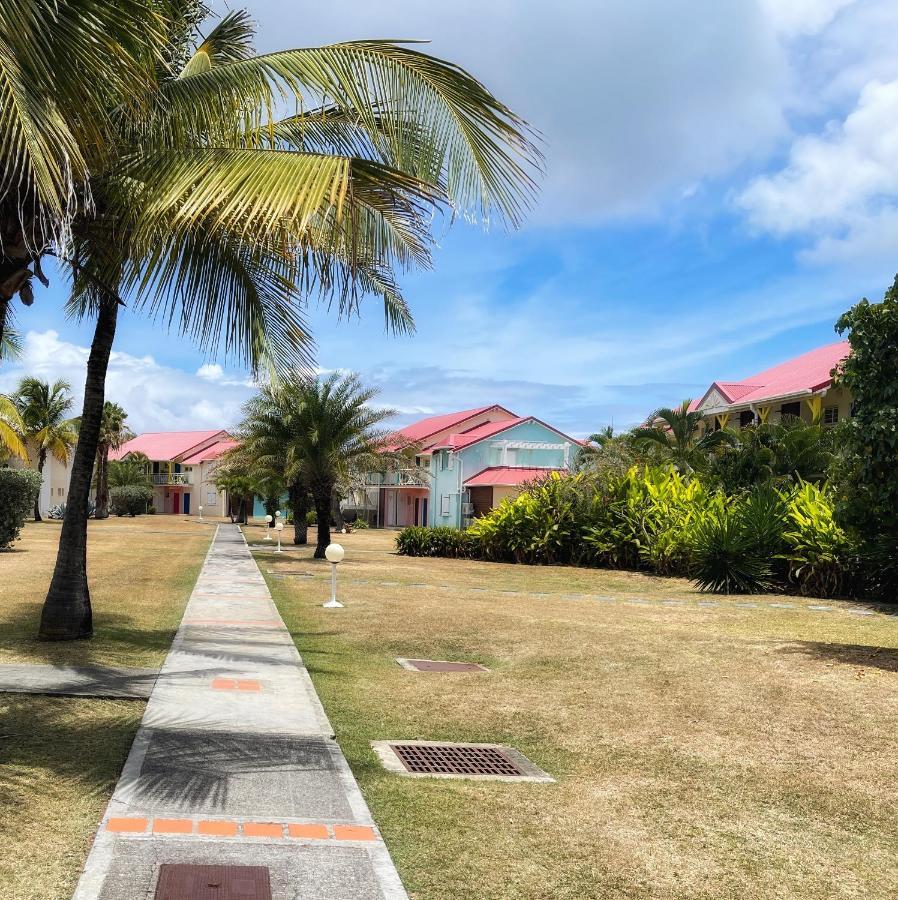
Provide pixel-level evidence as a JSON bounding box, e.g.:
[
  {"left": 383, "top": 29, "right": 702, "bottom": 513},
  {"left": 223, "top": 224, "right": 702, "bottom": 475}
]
[
  {"left": 440, "top": 452, "right": 448, "bottom": 471},
  {"left": 440, "top": 494, "right": 451, "bottom": 516},
  {"left": 823, "top": 405, "right": 839, "bottom": 426},
  {"left": 739, "top": 410, "right": 755, "bottom": 429},
  {"left": 780, "top": 401, "right": 801, "bottom": 420}
]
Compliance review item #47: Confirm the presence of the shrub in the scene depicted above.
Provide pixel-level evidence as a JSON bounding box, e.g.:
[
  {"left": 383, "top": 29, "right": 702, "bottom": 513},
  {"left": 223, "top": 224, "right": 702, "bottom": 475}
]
[
  {"left": 396, "top": 526, "right": 478, "bottom": 559},
  {"left": 353, "top": 518, "right": 369, "bottom": 529},
  {"left": 110, "top": 484, "right": 153, "bottom": 516},
  {"left": 306, "top": 509, "right": 317, "bottom": 526},
  {"left": 48, "top": 503, "right": 66, "bottom": 520},
  {"left": 0, "top": 468, "right": 42, "bottom": 549}
]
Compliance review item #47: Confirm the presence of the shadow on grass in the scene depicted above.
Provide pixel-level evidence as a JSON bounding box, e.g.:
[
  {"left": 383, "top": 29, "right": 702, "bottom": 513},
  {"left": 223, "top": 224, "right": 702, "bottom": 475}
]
[{"left": 780, "top": 641, "right": 898, "bottom": 672}]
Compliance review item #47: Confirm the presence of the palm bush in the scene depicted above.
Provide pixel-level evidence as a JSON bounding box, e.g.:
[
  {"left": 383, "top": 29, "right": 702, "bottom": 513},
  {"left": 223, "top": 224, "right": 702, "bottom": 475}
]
[{"left": 0, "top": 468, "right": 42, "bottom": 548}]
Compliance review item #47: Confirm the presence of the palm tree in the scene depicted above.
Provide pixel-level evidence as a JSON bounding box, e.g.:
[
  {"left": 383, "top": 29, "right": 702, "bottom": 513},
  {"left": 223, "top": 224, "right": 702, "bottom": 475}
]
[
  {"left": 239, "top": 373, "right": 393, "bottom": 557},
  {"left": 0, "top": 394, "right": 27, "bottom": 460},
  {"left": 107, "top": 452, "right": 151, "bottom": 489},
  {"left": 39, "top": 7, "right": 539, "bottom": 640},
  {"left": 632, "top": 401, "right": 734, "bottom": 473},
  {"left": 0, "top": 1, "right": 166, "bottom": 349},
  {"left": 13, "top": 378, "right": 78, "bottom": 520},
  {"left": 94, "top": 402, "right": 133, "bottom": 519}
]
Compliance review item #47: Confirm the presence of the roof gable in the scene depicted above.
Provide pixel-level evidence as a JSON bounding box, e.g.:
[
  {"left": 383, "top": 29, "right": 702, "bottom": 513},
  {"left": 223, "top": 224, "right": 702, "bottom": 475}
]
[
  {"left": 110, "top": 430, "right": 228, "bottom": 462},
  {"left": 384, "top": 405, "right": 517, "bottom": 451},
  {"left": 434, "top": 416, "right": 578, "bottom": 451}
]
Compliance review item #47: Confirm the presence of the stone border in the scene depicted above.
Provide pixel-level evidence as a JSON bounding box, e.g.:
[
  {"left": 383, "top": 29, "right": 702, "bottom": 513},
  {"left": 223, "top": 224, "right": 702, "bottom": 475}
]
[
  {"left": 394, "top": 658, "right": 490, "bottom": 673},
  {"left": 370, "top": 740, "right": 555, "bottom": 784}
]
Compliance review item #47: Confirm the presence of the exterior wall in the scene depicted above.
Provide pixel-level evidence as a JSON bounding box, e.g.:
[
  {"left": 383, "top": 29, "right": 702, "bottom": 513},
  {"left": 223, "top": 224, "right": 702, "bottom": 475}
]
[
  {"left": 492, "top": 485, "right": 524, "bottom": 506},
  {"left": 380, "top": 487, "right": 429, "bottom": 527}
]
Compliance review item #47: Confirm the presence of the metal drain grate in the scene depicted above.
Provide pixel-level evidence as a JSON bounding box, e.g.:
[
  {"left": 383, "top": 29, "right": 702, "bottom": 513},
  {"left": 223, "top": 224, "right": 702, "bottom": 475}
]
[
  {"left": 390, "top": 742, "right": 524, "bottom": 776},
  {"left": 397, "top": 657, "right": 488, "bottom": 673},
  {"left": 155, "top": 864, "right": 271, "bottom": 900}
]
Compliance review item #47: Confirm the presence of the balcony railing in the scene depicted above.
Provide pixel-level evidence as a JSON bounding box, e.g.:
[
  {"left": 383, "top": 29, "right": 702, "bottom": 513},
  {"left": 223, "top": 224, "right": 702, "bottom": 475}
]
[
  {"left": 363, "top": 469, "right": 429, "bottom": 487},
  {"left": 150, "top": 472, "right": 191, "bottom": 486}
]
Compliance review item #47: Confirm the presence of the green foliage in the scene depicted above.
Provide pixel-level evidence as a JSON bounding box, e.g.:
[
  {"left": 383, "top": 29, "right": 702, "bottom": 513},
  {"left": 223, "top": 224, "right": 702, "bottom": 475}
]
[
  {"left": 107, "top": 454, "right": 151, "bottom": 488},
  {"left": 835, "top": 275, "right": 898, "bottom": 600},
  {"left": 0, "top": 468, "right": 42, "bottom": 548},
  {"left": 109, "top": 484, "right": 152, "bottom": 517},
  {"left": 396, "top": 526, "right": 477, "bottom": 559}
]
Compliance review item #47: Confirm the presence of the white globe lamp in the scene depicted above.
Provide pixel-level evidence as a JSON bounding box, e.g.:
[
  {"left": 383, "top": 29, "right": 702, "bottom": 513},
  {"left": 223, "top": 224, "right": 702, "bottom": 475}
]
[{"left": 324, "top": 543, "right": 345, "bottom": 607}]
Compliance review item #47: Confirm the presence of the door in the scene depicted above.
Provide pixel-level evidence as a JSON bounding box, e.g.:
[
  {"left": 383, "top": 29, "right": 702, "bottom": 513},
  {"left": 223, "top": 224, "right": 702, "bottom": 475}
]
[
  {"left": 422, "top": 497, "right": 428, "bottom": 526},
  {"left": 173, "top": 492, "right": 180, "bottom": 514},
  {"left": 413, "top": 498, "right": 419, "bottom": 525},
  {"left": 385, "top": 491, "right": 397, "bottom": 526},
  {"left": 183, "top": 493, "right": 190, "bottom": 515}
]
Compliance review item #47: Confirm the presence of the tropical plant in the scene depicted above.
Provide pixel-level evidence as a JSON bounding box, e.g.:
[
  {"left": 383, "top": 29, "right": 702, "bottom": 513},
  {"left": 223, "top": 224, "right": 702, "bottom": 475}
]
[
  {"left": 109, "top": 484, "right": 153, "bottom": 517},
  {"left": 107, "top": 452, "right": 151, "bottom": 488},
  {"left": 0, "top": 468, "right": 42, "bottom": 548},
  {"left": 632, "top": 401, "right": 735, "bottom": 473},
  {"left": 13, "top": 377, "right": 78, "bottom": 520},
  {"left": 213, "top": 465, "right": 255, "bottom": 524},
  {"left": 94, "top": 402, "right": 133, "bottom": 519},
  {"left": 40, "top": 4, "right": 540, "bottom": 641},
  {"left": 0, "top": 394, "right": 27, "bottom": 460},
  {"left": 834, "top": 276, "right": 898, "bottom": 601},
  {"left": 574, "top": 426, "right": 638, "bottom": 476}
]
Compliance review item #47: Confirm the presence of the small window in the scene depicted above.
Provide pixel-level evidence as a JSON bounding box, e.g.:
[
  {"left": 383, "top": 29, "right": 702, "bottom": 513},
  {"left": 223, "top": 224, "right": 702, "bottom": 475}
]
[
  {"left": 781, "top": 401, "right": 801, "bottom": 420},
  {"left": 739, "top": 410, "right": 755, "bottom": 429},
  {"left": 823, "top": 405, "right": 839, "bottom": 425},
  {"left": 440, "top": 494, "right": 451, "bottom": 516},
  {"left": 440, "top": 452, "right": 448, "bottom": 471}
]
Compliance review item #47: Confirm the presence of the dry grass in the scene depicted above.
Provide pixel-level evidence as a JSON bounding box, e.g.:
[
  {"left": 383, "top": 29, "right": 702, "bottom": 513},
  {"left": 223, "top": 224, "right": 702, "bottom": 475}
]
[
  {"left": 0, "top": 516, "right": 214, "bottom": 900},
  {"left": 247, "top": 526, "right": 898, "bottom": 900},
  {"left": 0, "top": 516, "right": 214, "bottom": 666}
]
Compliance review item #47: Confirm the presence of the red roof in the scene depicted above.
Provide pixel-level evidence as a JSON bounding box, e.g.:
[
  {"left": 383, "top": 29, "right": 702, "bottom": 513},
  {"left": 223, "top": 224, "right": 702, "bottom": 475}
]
[
  {"left": 431, "top": 416, "right": 578, "bottom": 451},
  {"left": 110, "top": 430, "right": 228, "bottom": 462},
  {"left": 696, "top": 340, "right": 850, "bottom": 409},
  {"left": 464, "top": 466, "right": 563, "bottom": 487},
  {"left": 180, "top": 439, "right": 238, "bottom": 464},
  {"left": 383, "top": 405, "right": 516, "bottom": 451}
]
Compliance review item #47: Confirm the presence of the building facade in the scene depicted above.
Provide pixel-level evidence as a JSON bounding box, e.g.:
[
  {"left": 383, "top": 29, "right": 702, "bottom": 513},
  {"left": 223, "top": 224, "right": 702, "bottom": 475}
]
[{"left": 111, "top": 430, "right": 235, "bottom": 515}]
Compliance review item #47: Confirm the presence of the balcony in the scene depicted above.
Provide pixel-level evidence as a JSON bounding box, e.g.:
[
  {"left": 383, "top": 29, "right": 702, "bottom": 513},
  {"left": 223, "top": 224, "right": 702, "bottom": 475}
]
[
  {"left": 364, "top": 469, "right": 429, "bottom": 487},
  {"left": 150, "top": 472, "right": 192, "bottom": 486}
]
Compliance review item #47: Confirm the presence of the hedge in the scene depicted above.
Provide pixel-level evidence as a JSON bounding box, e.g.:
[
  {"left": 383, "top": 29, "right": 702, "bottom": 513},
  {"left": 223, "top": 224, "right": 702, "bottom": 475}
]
[
  {"left": 0, "top": 468, "right": 42, "bottom": 549},
  {"left": 110, "top": 484, "right": 153, "bottom": 517}
]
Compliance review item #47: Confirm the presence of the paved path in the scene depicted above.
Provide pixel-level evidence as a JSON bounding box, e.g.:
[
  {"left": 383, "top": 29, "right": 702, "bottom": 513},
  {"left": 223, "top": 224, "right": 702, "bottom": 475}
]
[
  {"left": 0, "top": 664, "right": 159, "bottom": 699},
  {"left": 73, "top": 524, "right": 407, "bottom": 900}
]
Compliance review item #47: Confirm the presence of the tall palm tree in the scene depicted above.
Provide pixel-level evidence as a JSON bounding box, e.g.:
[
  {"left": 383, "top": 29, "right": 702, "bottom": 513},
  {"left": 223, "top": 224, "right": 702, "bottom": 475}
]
[
  {"left": 39, "top": 6, "right": 539, "bottom": 640},
  {"left": 0, "top": 1, "right": 167, "bottom": 349},
  {"left": 632, "top": 401, "right": 734, "bottom": 473},
  {"left": 13, "top": 377, "right": 78, "bottom": 520},
  {"left": 0, "top": 394, "right": 27, "bottom": 460},
  {"left": 240, "top": 373, "right": 393, "bottom": 557},
  {"left": 94, "top": 402, "right": 132, "bottom": 519}
]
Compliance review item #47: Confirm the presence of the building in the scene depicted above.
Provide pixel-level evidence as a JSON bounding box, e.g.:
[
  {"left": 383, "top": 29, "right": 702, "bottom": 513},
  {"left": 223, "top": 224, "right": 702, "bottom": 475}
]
[
  {"left": 7, "top": 441, "right": 73, "bottom": 517},
  {"left": 363, "top": 405, "right": 577, "bottom": 528},
  {"left": 110, "top": 430, "right": 236, "bottom": 515},
  {"left": 691, "top": 340, "right": 852, "bottom": 430}
]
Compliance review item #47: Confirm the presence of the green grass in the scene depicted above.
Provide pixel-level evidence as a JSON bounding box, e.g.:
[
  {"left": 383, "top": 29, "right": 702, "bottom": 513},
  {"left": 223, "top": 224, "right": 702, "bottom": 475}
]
[{"left": 249, "top": 526, "right": 898, "bottom": 900}]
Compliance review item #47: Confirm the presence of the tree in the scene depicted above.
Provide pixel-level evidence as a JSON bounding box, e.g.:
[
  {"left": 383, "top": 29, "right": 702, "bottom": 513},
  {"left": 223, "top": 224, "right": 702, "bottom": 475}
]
[
  {"left": 0, "top": 395, "right": 27, "bottom": 461},
  {"left": 632, "top": 401, "right": 735, "bottom": 473},
  {"left": 39, "top": 6, "right": 538, "bottom": 640},
  {"left": 213, "top": 467, "right": 255, "bottom": 524},
  {"left": 13, "top": 378, "right": 78, "bottom": 520},
  {"left": 834, "top": 275, "right": 898, "bottom": 599},
  {"left": 239, "top": 373, "right": 394, "bottom": 557},
  {"left": 94, "top": 402, "right": 133, "bottom": 519},
  {"left": 107, "top": 452, "right": 151, "bottom": 489},
  {"left": 575, "top": 426, "right": 637, "bottom": 476}
]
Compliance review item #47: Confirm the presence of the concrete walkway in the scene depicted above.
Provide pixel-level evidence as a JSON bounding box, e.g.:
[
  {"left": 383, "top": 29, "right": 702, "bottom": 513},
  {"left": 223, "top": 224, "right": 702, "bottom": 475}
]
[
  {"left": 0, "top": 663, "right": 160, "bottom": 698},
  {"left": 73, "top": 524, "right": 407, "bottom": 900}
]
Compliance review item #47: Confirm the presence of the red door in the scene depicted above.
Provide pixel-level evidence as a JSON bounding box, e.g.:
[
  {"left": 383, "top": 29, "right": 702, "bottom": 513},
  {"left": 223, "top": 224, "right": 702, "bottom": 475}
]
[{"left": 173, "top": 493, "right": 180, "bottom": 514}]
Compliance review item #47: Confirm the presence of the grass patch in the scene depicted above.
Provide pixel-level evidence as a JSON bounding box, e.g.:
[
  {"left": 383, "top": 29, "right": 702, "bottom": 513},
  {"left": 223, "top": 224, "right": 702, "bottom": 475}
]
[
  {"left": 0, "top": 516, "right": 214, "bottom": 667},
  {"left": 251, "top": 527, "right": 898, "bottom": 899}
]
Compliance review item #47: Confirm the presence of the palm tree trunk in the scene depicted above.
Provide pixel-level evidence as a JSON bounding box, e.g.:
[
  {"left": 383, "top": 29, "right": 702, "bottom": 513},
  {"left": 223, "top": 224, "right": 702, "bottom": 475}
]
[
  {"left": 312, "top": 479, "right": 333, "bottom": 558},
  {"left": 95, "top": 444, "right": 110, "bottom": 519},
  {"left": 34, "top": 448, "right": 46, "bottom": 521},
  {"left": 289, "top": 483, "right": 309, "bottom": 545},
  {"left": 39, "top": 296, "right": 118, "bottom": 641}
]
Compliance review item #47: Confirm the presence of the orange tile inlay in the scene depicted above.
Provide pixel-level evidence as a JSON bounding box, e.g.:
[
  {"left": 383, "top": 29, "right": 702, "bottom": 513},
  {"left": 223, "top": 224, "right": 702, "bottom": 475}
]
[
  {"left": 152, "top": 818, "right": 193, "bottom": 834},
  {"left": 198, "top": 820, "right": 239, "bottom": 837},
  {"left": 106, "top": 817, "right": 148, "bottom": 833},
  {"left": 333, "top": 824, "right": 377, "bottom": 842},
  {"left": 287, "top": 823, "right": 330, "bottom": 840},
  {"left": 211, "top": 677, "right": 237, "bottom": 690},
  {"left": 243, "top": 822, "right": 284, "bottom": 838},
  {"left": 236, "top": 680, "right": 262, "bottom": 692}
]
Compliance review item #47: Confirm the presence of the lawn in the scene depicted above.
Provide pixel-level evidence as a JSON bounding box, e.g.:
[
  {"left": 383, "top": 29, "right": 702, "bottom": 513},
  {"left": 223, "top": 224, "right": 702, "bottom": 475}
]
[
  {"left": 246, "top": 525, "right": 898, "bottom": 900},
  {"left": 0, "top": 516, "right": 214, "bottom": 900}
]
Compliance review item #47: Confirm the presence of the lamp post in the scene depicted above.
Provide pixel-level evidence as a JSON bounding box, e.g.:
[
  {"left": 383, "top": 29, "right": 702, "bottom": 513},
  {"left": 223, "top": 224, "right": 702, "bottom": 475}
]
[
  {"left": 275, "top": 520, "right": 284, "bottom": 553},
  {"left": 264, "top": 514, "right": 273, "bottom": 540},
  {"left": 198, "top": 504, "right": 203, "bottom": 523},
  {"left": 323, "top": 543, "right": 345, "bottom": 608}
]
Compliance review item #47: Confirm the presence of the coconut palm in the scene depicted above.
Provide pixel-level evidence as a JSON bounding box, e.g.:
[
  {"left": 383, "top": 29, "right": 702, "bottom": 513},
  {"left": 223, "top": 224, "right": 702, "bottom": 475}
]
[
  {"left": 39, "top": 6, "right": 539, "bottom": 640},
  {"left": 239, "top": 373, "right": 393, "bottom": 557},
  {"left": 632, "top": 401, "right": 734, "bottom": 473},
  {"left": 0, "top": 394, "right": 27, "bottom": 460},
  {"left": 107, "top": 452, "right": 151, "bottom": 489},
  {"left": 94, "top": 402, "right": 133, "bottom": 519},
  {"left": 13, "top": 377, "right": 78, "bottom": 520},
  {"left": 0, "top": 1, "right": 167, "bottom": 349}
]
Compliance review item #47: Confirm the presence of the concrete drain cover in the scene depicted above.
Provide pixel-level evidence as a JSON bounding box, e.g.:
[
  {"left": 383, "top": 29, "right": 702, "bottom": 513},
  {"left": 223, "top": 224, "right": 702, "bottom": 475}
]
[
  {"left": 155, "top": 864, "right": 271, "bottom": 900},
  {"left": 396, "top": 657, "right": 489, "bottom": 673},
  {"left": 371, "top": 740, "right": 554, "bottom": 782}
]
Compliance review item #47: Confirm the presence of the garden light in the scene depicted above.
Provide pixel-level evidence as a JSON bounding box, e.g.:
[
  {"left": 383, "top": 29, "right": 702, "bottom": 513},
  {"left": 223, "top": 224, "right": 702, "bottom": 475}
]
[
  {"left": 264, "top": 513, "right": 273, "bottom": 540},
  {"left": 324, "top": 542, "right": 345, "bottom": 608},
  {"left": 275, "top": 519, "right": 284, "bottom": 553}
]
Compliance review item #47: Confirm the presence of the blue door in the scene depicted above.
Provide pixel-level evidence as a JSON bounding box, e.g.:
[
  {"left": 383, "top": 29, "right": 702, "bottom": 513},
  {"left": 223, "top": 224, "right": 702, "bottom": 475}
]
[
  {"left": 421, "top": 497, "right": 428, "bottom": 526},
  {"left": 183, "top": 493, "right": 190, "bottom": 515}
]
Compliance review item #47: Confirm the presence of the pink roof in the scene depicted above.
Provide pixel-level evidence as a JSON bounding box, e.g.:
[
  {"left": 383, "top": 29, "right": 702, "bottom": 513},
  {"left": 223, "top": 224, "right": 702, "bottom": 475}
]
[
  {"left": 697, "top": 340, "right": 850, "bottom": 409},
  {"left": 464, "top": 466, "right": 563, "bottom": 487},
  {"left": 110, "top": 430, "right": 227, "bottom": 462},
  {"left": 431, "top": 416, "right": 578, "bottom": 451},
  {"left": 383, "top": 405, "right": 515, "bottom": 451},
  {"left": 180, "top": 439, "right": 238, "bottom": 464}
]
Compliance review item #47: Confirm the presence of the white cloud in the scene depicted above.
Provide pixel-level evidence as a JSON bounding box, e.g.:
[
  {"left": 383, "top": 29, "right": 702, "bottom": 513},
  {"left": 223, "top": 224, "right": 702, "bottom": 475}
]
[
  {"left": 196, "top": 363, "right": 224, "bottom": 381},
  {"left": 737, "top": 78, "right": 898, "bottom": 259},
  {"left": 759, "top": 0, "right": 857, "bottom": 35},
  {"left": 0, "top": 331, "right": 255, "bottom": 433}
]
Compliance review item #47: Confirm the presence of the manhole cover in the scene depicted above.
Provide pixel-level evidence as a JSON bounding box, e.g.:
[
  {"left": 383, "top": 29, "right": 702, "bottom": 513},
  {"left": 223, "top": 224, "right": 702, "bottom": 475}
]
[
  {"left": 155, "top": 864, "right": 271, "bottom": 900},
  {"left": 396, "top": 657, "right": 489, "bottom": 673}
]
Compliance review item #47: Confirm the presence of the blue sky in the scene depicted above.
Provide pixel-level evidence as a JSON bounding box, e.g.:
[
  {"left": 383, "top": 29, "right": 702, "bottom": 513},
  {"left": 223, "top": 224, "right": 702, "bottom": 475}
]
[{"left": 3, "top": 0, "right": 898, "bottom": 436}]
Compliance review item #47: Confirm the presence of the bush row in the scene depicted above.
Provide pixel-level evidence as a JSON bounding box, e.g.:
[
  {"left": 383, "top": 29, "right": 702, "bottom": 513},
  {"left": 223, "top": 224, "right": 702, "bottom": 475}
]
[
  {"left": 0, "top": 468, "right": 42, "bottom": 549},
  {"left": 395, "top": 468, "right": 857, "bottom": 597}
]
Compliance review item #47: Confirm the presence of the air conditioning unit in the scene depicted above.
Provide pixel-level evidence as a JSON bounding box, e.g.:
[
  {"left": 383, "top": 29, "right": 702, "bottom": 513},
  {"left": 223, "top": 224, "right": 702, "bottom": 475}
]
[{"left": 461, "top": 502, "right": 474, "bottom": 515}]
